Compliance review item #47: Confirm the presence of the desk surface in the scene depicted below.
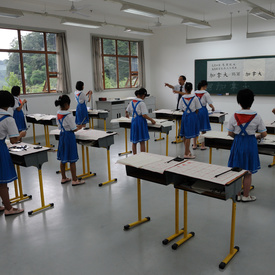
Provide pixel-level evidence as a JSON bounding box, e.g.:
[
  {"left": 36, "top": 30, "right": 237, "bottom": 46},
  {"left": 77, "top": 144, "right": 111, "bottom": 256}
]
[{"left": 26, "top": 114, "right": 57, "bottom": 125}]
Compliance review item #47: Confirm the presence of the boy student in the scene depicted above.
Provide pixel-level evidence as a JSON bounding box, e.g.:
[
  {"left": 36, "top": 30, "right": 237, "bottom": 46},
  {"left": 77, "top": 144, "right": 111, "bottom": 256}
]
[{"left": 165, "top": 75, "right": 186, "bottom": 110}]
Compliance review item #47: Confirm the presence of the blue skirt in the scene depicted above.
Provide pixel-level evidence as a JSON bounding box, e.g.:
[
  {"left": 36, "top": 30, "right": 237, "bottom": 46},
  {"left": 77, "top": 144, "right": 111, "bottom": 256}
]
[
  {"left": 198, "top": 106, "right": 211, "bottom": 132},
  {"left": 57, "top": 131, "right": 79, "bottom": 163},
  {"left": 228, "top": 134, "right": 260, "bottom": 174},
  {"left": 75, "top": 102, "right": 89, "bottom": 125},
  {"left": 13, "top": 109, "right": 27, "bottom": 132},
  {"left": 180, "top": 112, "right": 200, "bottom": 139},
  {"left": 130, "top": 116, "right": 150, "bottom": 144},
  {"left": 0, "top": 140, "right": 17, "bottom": 183}
]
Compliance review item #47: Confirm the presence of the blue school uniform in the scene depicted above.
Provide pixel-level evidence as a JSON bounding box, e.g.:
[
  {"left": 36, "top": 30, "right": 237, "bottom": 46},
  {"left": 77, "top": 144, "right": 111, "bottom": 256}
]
[
  {"left": 0, "top": 113, "right": 18, "bottom": 184},
  {"left": 179, "top": 96, "right": 200, "bottom": 139},
  {"left": 195, "top": 92, "right": 211, "bottom": 132},
  {"left": 57, "top": 112, "right": 78, "bottom": 163},
  {"left": 129, "top": 101, "right": 149, "bottom": 144},
  {"left": 13, "top": 97, "right": 27, "bottom": 132},
  {"left": 228, "top": 112, "right": 265, "bottom": 174},
  {"left": 75, "top": 91, "right": 89, "bottom": 125}
]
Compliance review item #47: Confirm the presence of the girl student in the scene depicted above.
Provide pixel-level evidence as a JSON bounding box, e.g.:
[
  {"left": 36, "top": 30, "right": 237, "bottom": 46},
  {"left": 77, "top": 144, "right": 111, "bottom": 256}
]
[
  {"left": 11, "top": 86, "right": 27, "bottom": 134},
  {"left": 74, "top": 81, "right": 93, "bottom": 127},
  {"left": 193, "top": 80, "right": 215, "bottom": 150},
  {"left": 228, "top": 89, "right": 267, "bottom": 202},
  {"left": 55, "top": 95, "right": 85, "bottom": 186},
  {"left": 179, "top": 82, "right": 201, "bottom": 159},
  {"left": 125, "top": 88, "right": 156, "bottom": 155},
  {"left": 0, "top": 90, "right": 26, "bottom": 216}
]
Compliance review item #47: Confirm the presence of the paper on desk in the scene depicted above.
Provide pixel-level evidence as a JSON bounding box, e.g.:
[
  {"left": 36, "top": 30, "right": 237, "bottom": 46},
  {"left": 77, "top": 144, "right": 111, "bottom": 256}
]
[
  {"left": 111, "top": 116, "right": 132, "bottom": 123},
  {"left": 202, "top": 131, "right": 233, "bottom": 140},
  {"left": 173, "top": 110, "right": 183, "bottom": 115},
  {"left": 153, "top": 109, "right": 173, "bottom": 114},
  {"left": 27, "top": 114, "right": 56, "bottom": 121},
  {"left": 111, "top": 117, "right": 173, "bottom": 128},
  {"left": 88, "top": 109, "right": 108, "bottom": 114}
]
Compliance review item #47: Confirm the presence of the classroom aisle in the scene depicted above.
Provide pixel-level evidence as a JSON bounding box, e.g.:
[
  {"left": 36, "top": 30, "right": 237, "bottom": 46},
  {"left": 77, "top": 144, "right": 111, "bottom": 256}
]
[{"left": 1, "top": 125, "right": 275, "bottom": 275}]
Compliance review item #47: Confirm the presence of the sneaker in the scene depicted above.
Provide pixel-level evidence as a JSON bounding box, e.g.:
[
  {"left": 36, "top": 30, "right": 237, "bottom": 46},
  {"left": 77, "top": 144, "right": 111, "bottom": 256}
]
[
  {"left": 72, "top": 180, "right": 85, "bottom": 186},
  {"left": 5, "top": 207, "right": 24, "bottom": 216},
  {"left": 236, "top": 195, "right": 242, "bottom": 202},
  {"left": 242, "top": 195, "right": 256, "bottom": 202}
]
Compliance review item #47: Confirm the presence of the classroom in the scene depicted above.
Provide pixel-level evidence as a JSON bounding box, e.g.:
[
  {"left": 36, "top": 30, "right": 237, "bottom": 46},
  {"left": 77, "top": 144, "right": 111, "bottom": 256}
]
[{"left": 1, "top": 0, "right": 275, "bottom": 274}]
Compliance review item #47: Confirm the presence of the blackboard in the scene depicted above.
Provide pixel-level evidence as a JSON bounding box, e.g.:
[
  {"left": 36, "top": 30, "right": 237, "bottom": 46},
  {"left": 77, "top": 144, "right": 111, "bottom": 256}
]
[{"left": 195, "top": 56, "right": 275, "bottom": 95}]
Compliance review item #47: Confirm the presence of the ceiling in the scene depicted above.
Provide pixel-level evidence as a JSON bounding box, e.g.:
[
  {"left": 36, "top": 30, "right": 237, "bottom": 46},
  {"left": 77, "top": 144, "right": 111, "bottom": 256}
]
[{"left": 1, "top": 0, "right": 275, "bottom": 29}]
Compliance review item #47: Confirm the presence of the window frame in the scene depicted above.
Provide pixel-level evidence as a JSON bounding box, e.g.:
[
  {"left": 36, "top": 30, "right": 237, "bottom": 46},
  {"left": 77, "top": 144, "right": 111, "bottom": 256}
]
[{"left": 0, "top": 27, "right": 58, "bottom": 94}]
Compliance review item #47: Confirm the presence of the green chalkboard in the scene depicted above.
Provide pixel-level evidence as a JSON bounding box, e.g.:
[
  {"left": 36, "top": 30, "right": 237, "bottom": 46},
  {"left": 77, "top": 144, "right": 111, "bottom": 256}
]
[{"left": 195, "top": 56, "right": 275, "bottom": 95}]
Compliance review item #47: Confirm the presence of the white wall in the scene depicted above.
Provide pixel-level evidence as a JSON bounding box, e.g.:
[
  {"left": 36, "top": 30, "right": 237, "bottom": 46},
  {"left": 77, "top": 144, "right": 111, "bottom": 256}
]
[
  {"left": 149, "top": 15, "right": 275, "bottom": 123},
  {"left": 0, "top": 15, "right": 152, "bottom": 136}
]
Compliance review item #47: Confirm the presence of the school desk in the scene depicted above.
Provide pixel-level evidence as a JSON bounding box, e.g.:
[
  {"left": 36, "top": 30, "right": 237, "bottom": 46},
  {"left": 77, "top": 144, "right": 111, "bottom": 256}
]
[
  {"left": 203, "top": 131, "right": 275, "bottom": 167},
  {"left": 264, "top": 121, "right": 275, "bottom": 167},
  {"left": 8, "top": 142, "right": 54, "bottom": 215},
  {"left": 50, "top": 128, "right": 117, "bottom": 186},
  {"left": 26, "top": 114, "right": 57, "bottom": 148},
  {"left": 117, "top": 152, "right": 247, "bottom": 269},
  {"left": 71, "top": 109, "right": 109, "bottom": 131},
  {"left": 153, "top": 109, "right": 227, "bottom": 143},
  {"left": 111, "top": 117, "right": 174, "bottom": 156}
]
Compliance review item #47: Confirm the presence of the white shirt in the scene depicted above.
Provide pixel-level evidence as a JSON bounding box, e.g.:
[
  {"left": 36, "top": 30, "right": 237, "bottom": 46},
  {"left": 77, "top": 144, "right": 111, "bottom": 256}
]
[
  {"left": 194, "top": 90, "right": 213, "bottom": 106},
  {"left": 174, "top": 84, "right": 185, "bottom": 100},
  {"left": 57, "top": 111, "right": 77, "bottom": 131},
  {"left": 179, "top": 94, "right": 201, "bottom": 113},
  {"left": 0, "top": 109, "right": 19, "bottom": 140},
  {"left": 74, "top": 90, "right": 87, "bottom": 104},
  {"left": 13, "top": 96, "right": 21, "bottom": 110},
  {"left": 126, "top": 98, "right": 148, "bottom": 117},
  {"left": 227, "top": 109, "right": 266, "bottom": 135}
]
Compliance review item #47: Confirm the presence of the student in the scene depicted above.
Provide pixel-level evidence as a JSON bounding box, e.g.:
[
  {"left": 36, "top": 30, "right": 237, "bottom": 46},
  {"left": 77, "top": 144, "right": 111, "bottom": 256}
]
[
  {"left": 126, "top": 88, "right": 156, "bottom": 155},
  {"left": 0, "top": 90, "right": 25, "bottom": 216},
  {"left": 11, "top": 86, "right": 27, "bottom": 134},
  {"left": 55, "top": 95, "right": 85, "bottom": 186},
  {"left": 272, "top": 108, "right": 275, "bottom": 115},
  {"left": 74, "top": 81, "right": 93, "bottom": 127},
  {"left": 165, "top": 75, "right": 186, "bottom": 110},
  {"left": 179, "top": 82, "right": 201, "bottom": 159},
  {"left": 228, "top": 89, "right": 267, "bottom": 202},
  {"left": 193, "top": 80, "right": 215, "bottom": 150}
]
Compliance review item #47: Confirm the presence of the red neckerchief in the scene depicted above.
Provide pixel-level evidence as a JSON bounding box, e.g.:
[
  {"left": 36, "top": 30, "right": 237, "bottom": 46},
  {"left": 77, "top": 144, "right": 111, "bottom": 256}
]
[{"left": 234, "top": 113, "right": 256, "bottom": 126}]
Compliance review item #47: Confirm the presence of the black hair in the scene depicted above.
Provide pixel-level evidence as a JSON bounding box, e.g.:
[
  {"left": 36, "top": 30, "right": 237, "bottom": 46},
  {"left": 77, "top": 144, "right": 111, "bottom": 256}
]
[
  {"left": 237, "top": 89, "right": 254, "bottom": 109},
  {"left": 179, "top": 75, "right": 186, "bottom": 81},
  {"left": 198, "top": 80, "right": 208, "bottom": 90},
  {"left": 184, "top": 82, "right": 193, "bottom": 93},
  {"left": 135, "top": 88, "right": 148, "bottom": 97},
  {"left": 55, "top": 95, "right": 71, "bottom": 108},
  {"left": 0, "top": 90, "right": 15, "bottom": 108},
  {"left": 11, "top": 86, "right": 21, "bottom": 96},
  {"left": 76, "top": 81, "right": 84, "bottom": 91}
]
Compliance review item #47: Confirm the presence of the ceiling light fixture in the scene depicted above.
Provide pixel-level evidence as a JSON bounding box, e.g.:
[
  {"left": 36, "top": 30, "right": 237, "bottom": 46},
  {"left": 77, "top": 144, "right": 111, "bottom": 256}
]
[
  {"left": 61, "top": 17, "right": 101, "bottom": 28},
  {"left": 0, "top": 7, "right": 24, "bottom": 18},
  {"left": 121, "top": 3, "right": 165, "bottom": 18},
  {"left": 215, "top": 0, "right": 240, "bottom": 5},
  {"left": 124, "top": 27, "right": 154, "bottom": 36},
  {"left": 181, "top": 18, "right": 211, "bottom": 29},
  {"left": 249, "top": 7, "right": 275, "bottom": 20}
]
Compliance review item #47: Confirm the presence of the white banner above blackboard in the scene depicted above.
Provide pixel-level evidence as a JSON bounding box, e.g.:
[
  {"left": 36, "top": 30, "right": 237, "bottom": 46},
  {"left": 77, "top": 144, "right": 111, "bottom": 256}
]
[{"left": 207, "top": 58, "right": 275, "bottom": 82}]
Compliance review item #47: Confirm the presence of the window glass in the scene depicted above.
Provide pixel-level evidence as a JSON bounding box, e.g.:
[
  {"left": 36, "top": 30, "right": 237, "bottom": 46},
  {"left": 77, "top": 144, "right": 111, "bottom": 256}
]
[
  {"left": 0, "top": 29, "right": 18, "bottom": 50},
  {"left": 104, "top": 56, "right": 117, "bottom": 89},
  {"left": 103, "top": 39, "right": 115, "bottom": 55},
  {"left": 118, "top": 57, "right": 130, "bottom": 88},
  {"left": 21, "top": 31, "right": 45, "bottom": 51},
  {"left": 130, "top": 41, "right": 138, "bottom": 56},
  {"left": 117, "top": 40, "right": 129, "bottom": 56},
  {"left": 47, "top": 33, "right": 56, "bottom": 51}
]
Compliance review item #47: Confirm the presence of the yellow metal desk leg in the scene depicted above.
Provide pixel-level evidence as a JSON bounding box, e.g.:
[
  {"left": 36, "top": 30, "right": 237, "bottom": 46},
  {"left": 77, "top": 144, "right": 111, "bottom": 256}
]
[
  {"left": 154, "top": 132, "right": 165, "bottom": 142},
  {"left": 10, "top": 165, "right": 32, "bottom": 203},
  {"left": 172, "top": 120, "right": 183, "bottom": 144},
  {"left": 166, "top": 133, "right": 169, "bottom": 156},
  {"left": 172, "top": 191, "right": 195, "bottom": 250},
  {"left": 219, "top": 200, "right": 239, "bottom": 269},
  {"left": 118, "top": 129, "right": 132, "bottom": 156},
  {"left": 162, "top": 189, "right": 184, "bottom": 245},
  {"left": 124, "top": 178, "right": 150, "bottom": 230},
  {"left": 221, "top": 123, "right": 224, "bottom": 132},
  {"left": 104, "top": 119, "right": 106, "bottom": 131},
  {"left": 268, "top": 156, "right": 275, "bottom": 168},
  {"left": 32, "top": 123, "right": 39, "bottom": 145},
  {"left": 28, "top": 168, "right": 54, "bottom": 215},
  {"left": 77, "top": 146, "right": 96, "bottom": 179},
  {"left": 209, "top": 147, "right": 212, "bottom": 164},
  {"left": 99, "top": 148, "right": 117, "bottom": 186},
  {"left": 146, "top": 140, "right": 149, "bottom": 152}
]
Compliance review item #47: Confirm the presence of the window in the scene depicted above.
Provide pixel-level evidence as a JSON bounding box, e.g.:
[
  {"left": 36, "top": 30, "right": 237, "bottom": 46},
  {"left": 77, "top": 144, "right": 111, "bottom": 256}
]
[
  {"left": 0, "top": 28, "right": 58, "bottom": 94},
  {"left": 100, "top": 38, "right": 140, "bottom": 90}
]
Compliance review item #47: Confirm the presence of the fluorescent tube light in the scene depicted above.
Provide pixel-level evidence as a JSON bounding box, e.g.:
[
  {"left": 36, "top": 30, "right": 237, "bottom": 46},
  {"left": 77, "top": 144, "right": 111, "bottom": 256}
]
[
  {"left": 247, "top": 30, "right": 275, "bottom": 38},
  {"left": 249, "top": 7, "right": 275, "bottom": 20},
  {"left": 215, "top": 0, "right": 240, "bottom": 5},
  {"left": 61, "top": 18, "right": 101, "bottom": 28},
  {"left": 181, "top": 18, "right": 211, "bottom": 29},
  {"left": 121, "top": 4, "right": 164, "bottom": 18},
  {"left": 0, "top": 7, "right": 23, "bottom": 18},
  {"left": 124, "top": 27, "right": 154, "bottom": 36},
  {"left": 186, "top": 35, "right": 232, "bottom": 44}
]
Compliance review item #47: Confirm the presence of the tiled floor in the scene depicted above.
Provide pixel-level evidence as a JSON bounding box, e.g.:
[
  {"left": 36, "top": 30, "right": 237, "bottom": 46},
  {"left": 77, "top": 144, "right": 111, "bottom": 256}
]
[{"left": 1, "top": 124, "right": 275, "bottom": 275}]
